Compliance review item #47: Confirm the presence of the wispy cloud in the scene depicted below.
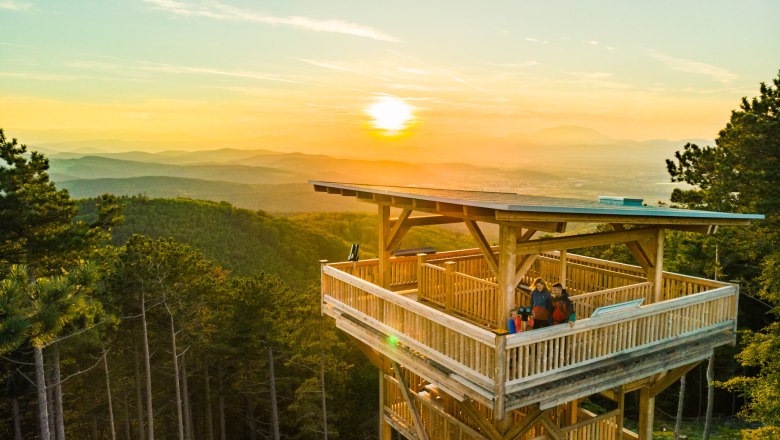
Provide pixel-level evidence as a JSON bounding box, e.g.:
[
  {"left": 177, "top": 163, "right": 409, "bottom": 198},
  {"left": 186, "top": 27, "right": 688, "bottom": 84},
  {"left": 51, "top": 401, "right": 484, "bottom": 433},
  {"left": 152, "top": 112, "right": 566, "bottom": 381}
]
[
  {"left": 143, "top": 0, "right": 399, "bottom": 42},
  {"left": 0, "top": 1, "right": 32, "bottom": 11},
  {"left": 138, "top": 61, "right": 312, "bottom": 84},
  {"left": 292, "top": 58, "right": 363, "bottom": 74},
  {"left": 645, "top": 49, "right": 737, "bottom": 83},
  {"left": 525, "top": 37, "right": 549, "bottom": 44}
]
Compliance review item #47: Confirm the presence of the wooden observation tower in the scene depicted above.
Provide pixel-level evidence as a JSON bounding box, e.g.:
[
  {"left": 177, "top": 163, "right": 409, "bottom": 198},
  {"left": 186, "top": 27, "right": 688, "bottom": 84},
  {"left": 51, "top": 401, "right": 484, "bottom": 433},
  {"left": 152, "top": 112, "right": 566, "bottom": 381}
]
[{"left": 311, "top": 181, "right": 763, "bottom": 440}]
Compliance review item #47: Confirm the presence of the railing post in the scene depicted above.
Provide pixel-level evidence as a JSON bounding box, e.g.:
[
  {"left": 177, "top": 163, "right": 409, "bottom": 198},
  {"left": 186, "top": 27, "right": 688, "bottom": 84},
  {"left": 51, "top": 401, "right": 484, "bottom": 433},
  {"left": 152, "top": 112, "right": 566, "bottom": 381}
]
[
  {"left": 319, "top": 260, "right": 329, "bottom": 316},
  {"left": 417, "top": 253, "right": 426, "bottom": 294},
  {"left": 493, "top": 330, "right": 508, "bottom": 420},
  {"left": 444, "top": 261, "right": 456, "bottom": 312}
]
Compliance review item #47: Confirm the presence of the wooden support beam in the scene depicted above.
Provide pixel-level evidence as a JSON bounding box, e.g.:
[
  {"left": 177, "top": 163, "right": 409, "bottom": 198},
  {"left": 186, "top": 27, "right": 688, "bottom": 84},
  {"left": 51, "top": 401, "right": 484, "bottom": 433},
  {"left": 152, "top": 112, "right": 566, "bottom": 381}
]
[
  {"left": 611, "top": 224, "right": 653, "bottom": 270},
  {"left": 390, "top": 214, "right": 462, "bottom": 227},
  {"left": 497, "top": 225, "right": 518, "bottom": 330},
  {"left": 649, "top": 362, "right": 701, "bottom": 398},
  {"left": 514, "top": 255, "right": 538, "bottom": 288},
  {"left": 560, "top": 250, "right": 568, "bottom": 286},
  {"left": 385, "top": 208, "right": 412, "bottom": 251},
  {"left": 518, "top": 228, "right": 537, "bottom": 242},
  {"left": 504, "top": 406, "right": 545, "bottom": 440},
  {"left": 377, "top": 205, "right": 391, "bottom": 290},
  {"left": 514, "top": 227, "right": 659, "bottom": 256},
  {"left": 617, "top": 386, "right": 625, "bottom": 439},
  {"left": 379, "top": 358, "right": 392, "bottom": 440},
  {"left": 392, "top": 362, "right": 430, "bottom": 440},
  {"left": 540, "top": 414, "right": 564, "bottom": 440},
  {"left": 464, "top": 220, "right": 499, "bottom": 274},
  {"left": 517, "top": 221, "right": 567, "bottom": 233},
  {"left": 458, "top": 399, "right": 502, "bottom": 440},
  {"left": 638, "top": 387, "right": 655, "bottom": 440},
  {"left": 626, "top": 224, "right": 718, "bottom": 234}
]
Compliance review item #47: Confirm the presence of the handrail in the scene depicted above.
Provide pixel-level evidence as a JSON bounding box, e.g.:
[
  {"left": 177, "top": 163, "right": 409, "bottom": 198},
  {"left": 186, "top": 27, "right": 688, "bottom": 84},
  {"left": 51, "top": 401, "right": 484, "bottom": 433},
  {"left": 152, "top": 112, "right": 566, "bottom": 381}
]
[
  {"left": 506, "top": 285, "right": 735, "bottom": 347},
  {"left": 324, "top": 266, "right": 495, "bottom": 343},
  {"left": 503, "top": 285, "right": 737, "bottom": 384}
]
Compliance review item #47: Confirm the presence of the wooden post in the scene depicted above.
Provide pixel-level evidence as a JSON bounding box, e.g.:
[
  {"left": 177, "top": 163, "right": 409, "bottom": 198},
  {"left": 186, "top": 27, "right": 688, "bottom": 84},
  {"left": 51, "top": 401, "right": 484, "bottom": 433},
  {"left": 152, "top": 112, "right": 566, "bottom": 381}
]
[
  {"left": 319, "top": 260, "right": 328, "bottom": 316},
  {"left": 617, "top": 386, "right": 625, "bottom": 439},
  {"left": 638, "top": 387, "right": 655, "bottom": 440},
  {"left": 444, "top": 261, "right": 456, "bottom": 312},
  {"left": 416, "top": 253, "right": 426, "bottom": 292},
  {"left": 378, "top": 204, "right": 391, "bottom": 289},
  {"left": 653, "top": 229, "right": 665, "bottom": 303},
  {"left": 497, "top": 224, "right": 518, "bottom": 331},
  {"left": 493, "top": 331, "right": 507, "bottom": 420},
  {"left": 378, "top": 356, "right": 392, "bottom": 440},
  {"left": 560, "top": 250, "right": 568, "bottom": 286}
]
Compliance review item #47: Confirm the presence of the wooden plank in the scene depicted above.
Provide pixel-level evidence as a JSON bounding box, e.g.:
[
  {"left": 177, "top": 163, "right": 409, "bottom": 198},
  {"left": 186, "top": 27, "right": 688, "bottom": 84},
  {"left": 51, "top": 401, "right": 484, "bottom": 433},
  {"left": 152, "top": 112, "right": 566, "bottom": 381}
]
[
  {"left": 649, "top": 362, "right": 701, "bottom": 397},
  {"left": 464, "top": 219, "right": 499, "bottom": 274},
  {"left": 332, "top": 316, "right": 494, "bottom": 406},
  {"left": 494, "top": 210, "right": 753, "bottom": 226},
  {"left": 392, "top": 362, "right": 431, "bottom": 440},
  {"left": 626, "top": 224, "right": 717, "bottom": 234},
  {"left": 493, "top": 333, "right": 507, "bottom": 419},
  {"left": 385, "top": 208, "right": 413, "bottom": 251},
  {"left": 326, "top": 297, "right": 495, "bottom": 389},
  {"left": 458, "top": 399, "right": 503, "bottom": 440},
  {"left": 514, "top": 228, "right": 659, "bottom": 256}
]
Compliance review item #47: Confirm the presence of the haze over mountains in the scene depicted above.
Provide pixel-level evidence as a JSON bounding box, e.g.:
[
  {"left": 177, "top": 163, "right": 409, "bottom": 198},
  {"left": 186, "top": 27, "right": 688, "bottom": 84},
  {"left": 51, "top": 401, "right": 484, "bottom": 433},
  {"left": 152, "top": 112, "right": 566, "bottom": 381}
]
[{"left": 31, "top": 125, "right": 702, "bottom": 214}]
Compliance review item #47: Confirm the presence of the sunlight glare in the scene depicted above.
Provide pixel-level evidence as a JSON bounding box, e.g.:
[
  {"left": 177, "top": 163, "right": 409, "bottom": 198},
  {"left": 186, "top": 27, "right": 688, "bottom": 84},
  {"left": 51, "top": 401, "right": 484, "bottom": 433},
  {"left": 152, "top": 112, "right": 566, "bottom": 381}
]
[{"left": 365, "top": 96, "right": 414, "bottom": 134}]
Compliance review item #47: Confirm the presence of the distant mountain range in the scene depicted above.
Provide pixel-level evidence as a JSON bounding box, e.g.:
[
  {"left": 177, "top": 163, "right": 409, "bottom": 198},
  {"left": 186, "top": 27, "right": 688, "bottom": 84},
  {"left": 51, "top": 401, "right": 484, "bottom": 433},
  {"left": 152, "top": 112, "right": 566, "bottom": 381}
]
[{"left": 33, "top": 125, "right": 701, "bottom": 213}]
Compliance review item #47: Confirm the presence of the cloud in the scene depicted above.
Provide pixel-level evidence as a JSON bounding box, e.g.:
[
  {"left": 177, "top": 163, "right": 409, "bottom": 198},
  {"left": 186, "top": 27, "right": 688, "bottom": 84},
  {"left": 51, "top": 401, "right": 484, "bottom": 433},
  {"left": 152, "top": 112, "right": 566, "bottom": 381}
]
[
  {"left": 143, "top": 0, "right": 399, "bottom": 42},
  {"left": 138, "top": 61, "right": 312, "bottom": 84},
  {"left": 525, "top": 37, "right": 549, "bottom": 44},
  {"left": 292, "top": 58, "right": 363, "bottom": 74},
  {"left": 0, "top": 1, "right": 32, "bottom": 11},
  {"left": 645, "top": 49, "right": 737, "bottom": 83}
]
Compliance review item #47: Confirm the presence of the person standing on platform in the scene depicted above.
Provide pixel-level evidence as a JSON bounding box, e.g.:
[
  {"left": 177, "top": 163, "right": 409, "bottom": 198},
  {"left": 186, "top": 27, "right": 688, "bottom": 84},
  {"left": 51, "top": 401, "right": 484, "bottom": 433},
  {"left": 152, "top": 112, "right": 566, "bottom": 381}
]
[
  {"left": 529, "top": 278, "right": 553, "bottom": 329},
  {"left": 551, "top": 283, "right": 576, "bottom": 328}
]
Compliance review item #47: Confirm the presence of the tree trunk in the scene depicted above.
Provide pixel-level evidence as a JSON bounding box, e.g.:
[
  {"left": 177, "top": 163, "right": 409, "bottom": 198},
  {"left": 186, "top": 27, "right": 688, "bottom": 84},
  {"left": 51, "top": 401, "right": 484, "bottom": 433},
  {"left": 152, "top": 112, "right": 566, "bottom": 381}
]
[
  {"left": 205, "top": 361, "right": 214, "bottom": 440},
  {"left": 182, "top": 354, "right": 193, "bottom": 440},
  {"left": 52, "top": 344, "right": 65, "bottom": 440},
  {"left": 122, "top": 383, "right": 131, "bottom": 440},
  {"left": 134, "top": 343, "right": 146, "bottom": 440},
  {"left": 320, "top": 348, "right": 328, "bottom": 440},
  {"left": 703, "top": 354, "right": 715, "bottom": 440},
  {"left": 675, "top": 374, "right": 686, "bottom": 440},
  {"left": 141, "top": 294, "right": 155, "bottom": 440},
  {"left": 246, "top": 397, "right": 257, "bottom": 440},
  {"left": 12, "top": 397, "right": 23, "bottom": 440},
  {"left": 218, "top": 360, "right": 226, "bottom": 440},
  {"left": 103, "top": 347, "right": 117, "bottom": 440},
  {"left": 169, "top": 307, "right": 185, "bottom": 440},
  {"left": 34, "top": 345, "right": 52, "bottom": 440},
  {"left": 47, "top": 360, "right": 56, "bottom": 440},
  {"left": 267, "top": 345, "right": 280, "bottom": 440}
]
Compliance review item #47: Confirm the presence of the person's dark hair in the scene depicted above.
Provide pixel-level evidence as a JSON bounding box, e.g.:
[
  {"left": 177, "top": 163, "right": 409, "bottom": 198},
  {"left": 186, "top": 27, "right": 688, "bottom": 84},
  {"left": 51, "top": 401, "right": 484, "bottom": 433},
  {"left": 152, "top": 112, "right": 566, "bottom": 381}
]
[
  {"left": 532, "top": 277, "right": 546, "bottom": 289},
  {"left": 561, "top": 288, "right": 569, "bottom": 298},
  {"left": 552, "top": 282, "right": 563, "bottom": 288}
]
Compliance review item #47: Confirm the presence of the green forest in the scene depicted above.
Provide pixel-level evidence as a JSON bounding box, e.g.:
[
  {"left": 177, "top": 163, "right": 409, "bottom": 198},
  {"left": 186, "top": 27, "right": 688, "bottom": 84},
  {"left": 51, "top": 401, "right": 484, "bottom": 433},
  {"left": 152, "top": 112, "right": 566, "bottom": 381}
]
[{"left": 1, "top": 72, "right": 779, "bottom": 440}]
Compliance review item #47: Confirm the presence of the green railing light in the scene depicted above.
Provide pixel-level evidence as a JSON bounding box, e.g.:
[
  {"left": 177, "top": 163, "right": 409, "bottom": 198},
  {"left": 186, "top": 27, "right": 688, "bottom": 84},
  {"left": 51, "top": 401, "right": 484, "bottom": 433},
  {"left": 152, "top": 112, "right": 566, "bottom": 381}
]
[{"left": 387, "top": 335, "right": 399, "bottom": 346}]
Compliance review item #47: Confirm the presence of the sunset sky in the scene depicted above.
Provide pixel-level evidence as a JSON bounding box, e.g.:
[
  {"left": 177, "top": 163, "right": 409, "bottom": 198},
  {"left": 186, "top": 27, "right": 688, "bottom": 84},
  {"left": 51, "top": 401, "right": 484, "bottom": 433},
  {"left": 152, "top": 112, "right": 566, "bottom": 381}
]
[{"left": 1, "top": 0, "right": 778, "bottom": 162}]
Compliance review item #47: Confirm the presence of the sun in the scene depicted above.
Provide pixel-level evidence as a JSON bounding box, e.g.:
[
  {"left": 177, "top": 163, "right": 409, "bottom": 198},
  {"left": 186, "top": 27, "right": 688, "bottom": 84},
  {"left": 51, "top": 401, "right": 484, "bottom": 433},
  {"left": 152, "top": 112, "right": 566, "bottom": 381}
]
[{"left": 365, "top": 96, "right": 414, "bottom": 135}]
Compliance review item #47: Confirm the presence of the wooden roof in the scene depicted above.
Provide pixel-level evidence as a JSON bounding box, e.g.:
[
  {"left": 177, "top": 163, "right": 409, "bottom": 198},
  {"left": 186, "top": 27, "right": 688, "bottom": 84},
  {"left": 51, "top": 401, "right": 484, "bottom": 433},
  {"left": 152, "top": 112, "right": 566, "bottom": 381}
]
[{"left": 311, "top": 181, "right": 764, "bottom": 226}]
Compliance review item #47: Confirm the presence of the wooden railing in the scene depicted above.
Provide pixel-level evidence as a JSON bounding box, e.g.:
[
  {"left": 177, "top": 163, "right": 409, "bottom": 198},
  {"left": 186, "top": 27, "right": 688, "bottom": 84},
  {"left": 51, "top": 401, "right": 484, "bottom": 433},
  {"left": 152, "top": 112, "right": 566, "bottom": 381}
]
[
  {"left": 503, "top": 285, "right": 737, "bottom": 386},
  {"left": 522, "top": 257, "right": 646, "bottom": 296},
  {"left": 562, "top": 409, "right": 621, "bottom": 440},
  {"left": 662, "top": 272, "right": 726, "bottom": 301},
  {"left": 322, "top": 265, "right": 498, "bottom": 387},
  {"left": 419, "top": 262, "right": 502, "bottom": 328},
  {"left": 569, "top": 282, "right": 654, "bottom": 319}
]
